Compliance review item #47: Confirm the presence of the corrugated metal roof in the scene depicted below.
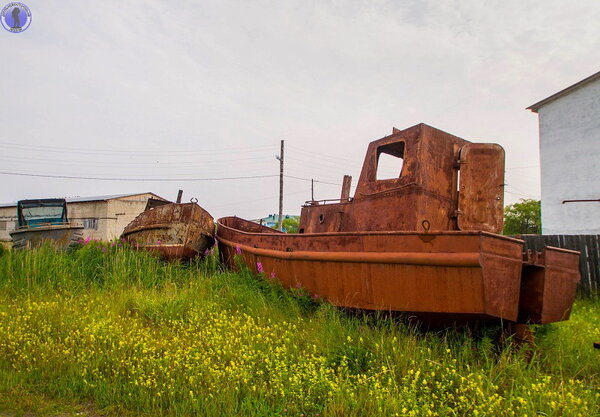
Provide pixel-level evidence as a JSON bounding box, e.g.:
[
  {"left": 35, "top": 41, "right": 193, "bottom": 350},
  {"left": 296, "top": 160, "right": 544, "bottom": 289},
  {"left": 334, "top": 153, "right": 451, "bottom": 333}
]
[
  {"left": 0, "top": 192, "right": 168, "bottom": 208},
  {"left": 528, "top": 70, "right": 600, "bottom": 112}
]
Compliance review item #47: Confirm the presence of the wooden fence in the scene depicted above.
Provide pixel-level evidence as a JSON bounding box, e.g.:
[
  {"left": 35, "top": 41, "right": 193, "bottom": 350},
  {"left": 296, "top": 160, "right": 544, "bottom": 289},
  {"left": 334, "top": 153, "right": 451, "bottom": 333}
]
[{"left": 518, "top": 234, "right": 599, "bottom": 295}]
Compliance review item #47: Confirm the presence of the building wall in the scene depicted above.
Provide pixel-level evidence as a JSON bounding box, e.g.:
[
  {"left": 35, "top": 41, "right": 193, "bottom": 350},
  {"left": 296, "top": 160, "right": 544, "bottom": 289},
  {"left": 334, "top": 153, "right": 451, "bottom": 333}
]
[
  {"left": 106, "top": 197, "right": 153, "bottom": 240},
  {"left": 71, "top": 194, "right": 161, "bottom": 241},
  {"left": 538, "top": 77, "right": 600, "bottom": 234},
  {"left": 68, "top": 201, "right": 109, "bottom": 241},
  {"left": 0, "top": 206, "right": 16, "bottom": 244}
]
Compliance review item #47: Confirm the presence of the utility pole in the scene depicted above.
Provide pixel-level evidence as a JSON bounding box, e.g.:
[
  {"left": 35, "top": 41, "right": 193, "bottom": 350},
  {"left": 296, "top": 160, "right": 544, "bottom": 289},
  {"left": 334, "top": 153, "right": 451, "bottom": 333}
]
[
  {"left": 311, "top": 179, "right": 314, "bottom": 201},
  {"left": 276, "top": 140, "right": 284, "bottom": 231}
]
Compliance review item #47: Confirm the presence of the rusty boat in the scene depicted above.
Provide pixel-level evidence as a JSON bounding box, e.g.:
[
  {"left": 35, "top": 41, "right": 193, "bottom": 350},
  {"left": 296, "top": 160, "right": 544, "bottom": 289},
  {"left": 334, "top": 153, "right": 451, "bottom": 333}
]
[
  {"left": 217, "top": 123, "right": 580, "bottom": 326},
  {"left": 122, "top": 201, "right": 215, "bottom": 261},
  {"left": 10, "top": 199, "right": 83, "bottom": 250}
]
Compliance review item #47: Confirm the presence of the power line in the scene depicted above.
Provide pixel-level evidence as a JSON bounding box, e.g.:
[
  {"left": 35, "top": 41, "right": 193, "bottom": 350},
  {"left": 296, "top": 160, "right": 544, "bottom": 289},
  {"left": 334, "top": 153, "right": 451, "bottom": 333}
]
[
  {"left": 504, "top": 188, "right": 540, "bottom": 199},
  {"left": 2, "top": 168, "right": 526, "bottom": 195},
  {"left": 286, "top": 155, "right": 356, "bottom": 172},
  {"left": 284, "top": 175, "right": 340, "bottom": 186},
  {"left": 287, "top": 144, "right": 361, "bottom": 165},
  {"left": 0, "top": 171, "right": 280, "bottom": 182},
  {"left": 0, "top": 170, "right": 341, "bottom": 186},
  {"left": 505, "top": 165, "right": 539, "bottom": 170},
  {"left": 286, "top": 158, "right": 359, "bottom": 179},
  {"left": 0, "top": 154, "right": 274, "bottom": 167},
  {"left": 0, "top": 142, "right": 275, "bottom": 156},
  {"left": 210, "top": 189, "right": 307, "bottom": 209}
]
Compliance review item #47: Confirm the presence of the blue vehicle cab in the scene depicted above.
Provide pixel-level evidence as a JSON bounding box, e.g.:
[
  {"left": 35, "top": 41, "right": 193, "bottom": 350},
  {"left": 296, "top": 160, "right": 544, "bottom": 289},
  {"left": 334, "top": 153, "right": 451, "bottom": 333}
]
[{"left": 16, "top": 199, "right": 69, "bottom": 228}]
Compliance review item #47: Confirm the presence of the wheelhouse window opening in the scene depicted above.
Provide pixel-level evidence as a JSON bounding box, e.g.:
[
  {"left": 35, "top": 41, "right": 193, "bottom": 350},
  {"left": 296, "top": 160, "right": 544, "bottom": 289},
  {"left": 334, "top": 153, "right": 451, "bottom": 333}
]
[{"left": 376, "top": 142, "right": 405, "bottom": 180}]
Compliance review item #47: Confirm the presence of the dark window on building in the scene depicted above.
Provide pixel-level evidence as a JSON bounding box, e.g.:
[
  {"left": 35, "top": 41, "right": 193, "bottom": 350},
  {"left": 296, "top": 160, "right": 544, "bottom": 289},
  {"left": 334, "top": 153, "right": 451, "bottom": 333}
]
[{"left": 83, "top": 218, "right": 98, "bottom": 230}]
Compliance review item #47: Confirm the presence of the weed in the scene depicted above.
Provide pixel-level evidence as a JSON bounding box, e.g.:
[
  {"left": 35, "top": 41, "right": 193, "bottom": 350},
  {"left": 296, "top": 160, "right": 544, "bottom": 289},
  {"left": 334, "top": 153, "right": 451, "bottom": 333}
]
[{"left": 0, "top": 246, "right": 597, "bottom": 416}]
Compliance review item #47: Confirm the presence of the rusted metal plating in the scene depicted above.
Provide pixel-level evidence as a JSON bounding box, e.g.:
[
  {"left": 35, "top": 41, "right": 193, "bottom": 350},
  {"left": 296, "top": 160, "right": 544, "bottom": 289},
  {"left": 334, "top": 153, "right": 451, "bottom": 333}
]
[
  {"left": 122, "top": 202, "right": 215, "bottom": 261},
  {"left": 299, "top": 123, "right": 505, "bottom": 234},
  {"left": 217, "top": 123, "right": 580, "bottom": 326},
  {"left": 519, "top": 247, "right": 580, "bottom": 324}
]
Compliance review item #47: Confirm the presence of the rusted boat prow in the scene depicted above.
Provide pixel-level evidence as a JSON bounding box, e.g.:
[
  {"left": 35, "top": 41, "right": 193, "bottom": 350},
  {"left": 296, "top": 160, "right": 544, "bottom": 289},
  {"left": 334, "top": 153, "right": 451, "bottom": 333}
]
[
  {"left": 122, "top": 202, "right": 215, "bottom": 261},
  {"left": 300, "top": 123, "right": 505, "bottom": 234}
]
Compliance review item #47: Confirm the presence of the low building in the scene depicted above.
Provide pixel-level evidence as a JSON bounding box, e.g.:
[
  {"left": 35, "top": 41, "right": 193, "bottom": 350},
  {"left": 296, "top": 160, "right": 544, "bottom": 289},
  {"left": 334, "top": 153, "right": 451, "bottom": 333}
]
[
  {"left": 0, "top": 192, "right": 169, "bottom": 244},
  {"left": 528, "top": 70, "right": 600, "bottom": 234},
  {"left": 251, "top": 214, "right": 300, "bottom": 232}
]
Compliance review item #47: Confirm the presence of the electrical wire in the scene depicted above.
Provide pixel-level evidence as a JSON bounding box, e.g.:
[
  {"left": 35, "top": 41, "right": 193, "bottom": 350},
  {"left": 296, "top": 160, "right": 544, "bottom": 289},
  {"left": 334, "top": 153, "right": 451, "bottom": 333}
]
[
  {"left": 504, "top": 188, "right": 539, "bottom": 199},
  {"left": 0, "top": 170, "right": 341, "bottom": 185},
  {"left": 0, "top": 142, "right": 275, "bottom": 156},
  {"left": 287, "top": 144, "right": 361, "bottom": 165},
  {"left": 284, "top": 175, "right": 341, "bottom": 186},
  {"left": 505, "top": 165, "right": 539, "bottom": 170},
  {"left": 0, "top": 154, "right": 275, "bottom": 167},
  {"left": 209, "top": 189, "right": 308, "bottom": 209},
  {"left": 286, "top": 156, "right": 356, "bottom": 172},
  {"left": 0, "top": 171, "right": 279, "bottom": 182}
]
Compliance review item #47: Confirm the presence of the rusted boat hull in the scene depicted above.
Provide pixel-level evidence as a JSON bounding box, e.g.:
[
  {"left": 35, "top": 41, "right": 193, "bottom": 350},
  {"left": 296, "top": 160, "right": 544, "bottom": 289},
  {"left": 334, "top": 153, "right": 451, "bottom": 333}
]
[
  {"left": 519, "top": 248, "right": 580, "bottom": 324},
  {"left": 217, "top": 124, "right": 580, "bottom": 326},
  {"left": 122, "top": 202, "right": 215, "bottom": 261},
  {"left": 217, "top": 217, "right": 579, "bottom": 325},
  {"left": 10, "top": 224, "right": 84, "bottom": 250}
]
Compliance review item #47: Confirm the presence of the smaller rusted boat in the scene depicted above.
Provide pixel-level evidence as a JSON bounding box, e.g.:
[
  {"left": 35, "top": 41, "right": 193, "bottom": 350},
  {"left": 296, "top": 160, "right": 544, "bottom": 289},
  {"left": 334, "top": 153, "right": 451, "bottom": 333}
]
[
  {"left": 10, "top": 199, "right": 83, "bottom": 250},
  {"left": 121, "top": 201, "right": 215, "bottom": 261}
]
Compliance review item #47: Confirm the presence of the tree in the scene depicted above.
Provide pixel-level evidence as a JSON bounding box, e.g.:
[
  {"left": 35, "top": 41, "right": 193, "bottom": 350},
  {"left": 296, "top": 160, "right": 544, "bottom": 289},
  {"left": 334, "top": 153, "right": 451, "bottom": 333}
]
[
  {"left": 282, "top": 216, "right": 299, "bottom": 233},
  {"left": 503, "top": 199, "right": 541, "bottom": 235}
]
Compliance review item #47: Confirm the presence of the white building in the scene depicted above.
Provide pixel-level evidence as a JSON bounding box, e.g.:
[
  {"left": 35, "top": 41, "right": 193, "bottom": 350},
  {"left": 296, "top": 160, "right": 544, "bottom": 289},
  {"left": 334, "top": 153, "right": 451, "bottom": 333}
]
[{"left": 528, "top": 70, "right": 600, "bottom": 235}]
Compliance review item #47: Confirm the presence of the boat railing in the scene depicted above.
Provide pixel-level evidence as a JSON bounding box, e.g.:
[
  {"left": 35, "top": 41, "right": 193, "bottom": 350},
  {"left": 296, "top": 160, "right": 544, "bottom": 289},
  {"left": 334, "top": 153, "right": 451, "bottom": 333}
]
[{"left": 303, "top": 197, "right": 353, "bottom": 206}]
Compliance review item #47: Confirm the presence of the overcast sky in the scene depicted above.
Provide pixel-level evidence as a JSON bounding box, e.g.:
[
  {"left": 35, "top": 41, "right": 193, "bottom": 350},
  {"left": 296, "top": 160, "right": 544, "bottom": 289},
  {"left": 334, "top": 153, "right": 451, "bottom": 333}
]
[{"left": 1, "top": 0, "right": 599, "bottom": 219}]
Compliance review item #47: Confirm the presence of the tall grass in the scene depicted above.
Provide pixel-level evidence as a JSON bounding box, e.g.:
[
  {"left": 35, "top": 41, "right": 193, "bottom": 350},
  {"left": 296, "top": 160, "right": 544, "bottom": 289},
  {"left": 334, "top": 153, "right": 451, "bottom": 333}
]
[{"left": 0, "top": 244, "right": 598, "bottom": 416}]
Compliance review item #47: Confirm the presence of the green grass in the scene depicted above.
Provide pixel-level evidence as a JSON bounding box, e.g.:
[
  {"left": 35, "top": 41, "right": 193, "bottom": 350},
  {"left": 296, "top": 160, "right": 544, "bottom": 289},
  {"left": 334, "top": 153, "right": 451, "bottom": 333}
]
[{"left": 0, "top": 243, "right": 598, "bottom": 416}]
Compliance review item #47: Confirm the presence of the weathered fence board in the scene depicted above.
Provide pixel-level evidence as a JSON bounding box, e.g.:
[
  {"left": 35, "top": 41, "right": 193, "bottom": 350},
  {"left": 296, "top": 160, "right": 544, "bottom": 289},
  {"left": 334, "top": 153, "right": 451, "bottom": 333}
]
[{"left": 518, "top": 234, "right": 600, "bottom": 295}]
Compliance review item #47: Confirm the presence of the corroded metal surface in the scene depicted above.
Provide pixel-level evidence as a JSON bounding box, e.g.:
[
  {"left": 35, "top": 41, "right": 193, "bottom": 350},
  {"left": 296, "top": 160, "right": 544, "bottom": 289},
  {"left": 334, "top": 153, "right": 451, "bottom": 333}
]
[
  {"left": 217, "top": 123, "right": 581, "bottom": 325},
  {"left": 218, "top": 216, "right": 523, "bottom": 322},
  {"left": 122, "top": 202, "right": 215, "bottom": 261},
  {"left": 519, "top": 247, "right": 580, "bottom": 324},
  {"left": 457, "top": 143, "right": 505, "bottom": 232},
  {"left": 10, "top": 224, "right": 83, "bottom": 250},
  {"left": 299, "top": 124, "right": 505, "bottom": 234}
]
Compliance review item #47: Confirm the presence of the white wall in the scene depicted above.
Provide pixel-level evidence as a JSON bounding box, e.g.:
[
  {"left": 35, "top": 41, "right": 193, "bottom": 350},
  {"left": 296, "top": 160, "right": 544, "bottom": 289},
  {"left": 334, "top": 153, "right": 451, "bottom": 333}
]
[
  {"left": 0, "top": 206, "right": 16, "bottom": 243},
  {"left": 69, "top": 201, "right": 109, "bottom": 241},
  {"left": 107, "top": 198, "right": 151, "bottom": 241},
  {"left": 538, "top": 77, "right": 600, "bottom": 234}
]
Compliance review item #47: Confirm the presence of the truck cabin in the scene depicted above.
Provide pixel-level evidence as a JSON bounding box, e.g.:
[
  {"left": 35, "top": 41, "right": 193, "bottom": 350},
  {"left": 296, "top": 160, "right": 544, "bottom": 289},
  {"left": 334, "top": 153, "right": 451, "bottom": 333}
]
[
  {"left": 299, "top": 123, "right": 505, "bottom": 234},
  {"left": 16, "top": 199, "right": 69, "bottom": 229}
]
